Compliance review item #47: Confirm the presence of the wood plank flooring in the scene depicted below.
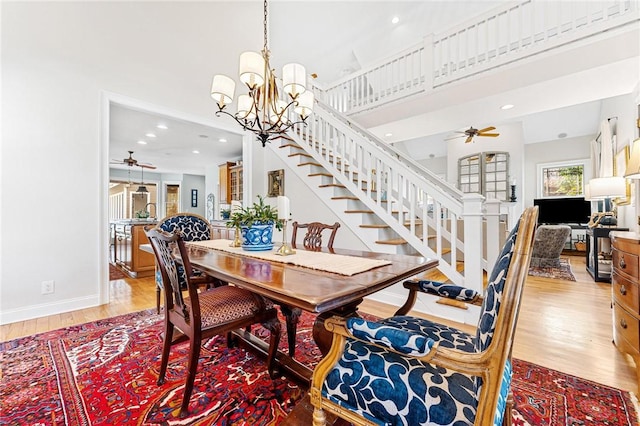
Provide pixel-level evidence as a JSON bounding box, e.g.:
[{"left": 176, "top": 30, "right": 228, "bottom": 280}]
[{"left": 1, "top": 255, "right": 638, "bottom": 394}]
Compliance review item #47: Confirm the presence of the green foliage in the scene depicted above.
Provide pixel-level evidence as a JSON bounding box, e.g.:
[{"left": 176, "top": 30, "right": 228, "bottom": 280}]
[{"left": 226, "top": 195, "right": 283, "bottom": 231}]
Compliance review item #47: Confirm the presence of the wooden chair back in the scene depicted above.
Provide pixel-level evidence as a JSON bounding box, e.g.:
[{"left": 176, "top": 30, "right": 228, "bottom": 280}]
[{"left": 291, "top": 221, "right": 340, "bottom": 251}]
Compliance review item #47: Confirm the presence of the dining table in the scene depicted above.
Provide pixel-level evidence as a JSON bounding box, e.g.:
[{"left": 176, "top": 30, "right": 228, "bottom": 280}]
[{"left": 143, "top": 239, "right": 438, "bottom": 382}]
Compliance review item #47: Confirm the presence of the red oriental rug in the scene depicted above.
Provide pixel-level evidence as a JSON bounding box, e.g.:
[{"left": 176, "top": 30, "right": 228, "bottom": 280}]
[{"left": 1, "top": 309, "right": 638, "bottom": 425}]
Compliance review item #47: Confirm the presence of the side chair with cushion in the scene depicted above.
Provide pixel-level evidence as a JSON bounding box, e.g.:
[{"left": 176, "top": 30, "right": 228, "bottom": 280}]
[
  {"left": 309, "top": 207, "right": 538, "bottom": 426},
  {"left": 281, "top": 221, "right": 341, "bottom": 358},
  {"left": 530, "top": 224, "right": 571, "bottom": 268},
  {"left": 154, "top": 213, "right": 219, "bottom": 313},
  {"left": 145, "top": 227, "right": 281, "bottom": 417}
]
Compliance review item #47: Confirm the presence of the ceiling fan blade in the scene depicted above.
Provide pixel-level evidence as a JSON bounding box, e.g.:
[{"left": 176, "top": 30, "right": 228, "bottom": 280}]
[
  {"left": 465, "top": 136, "right": 473, "bottom": 143},
  {"left": 138, "top": 164, "right": 156, "bottom": 169},
  {"left": 445, "top": 134, "right": 465, "bottom": 141},
  {"left": 477, "top": 126, "right": 495, "bottom": 133},
  {"left": 478, "top": 133, "right": 500, "bottom": 137}
]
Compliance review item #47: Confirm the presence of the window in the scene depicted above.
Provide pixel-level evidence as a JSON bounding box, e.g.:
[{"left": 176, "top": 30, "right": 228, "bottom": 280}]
[
  {"left": 537, "top": 159, "right": 589, "bottom": 198},
  {"left": 458, "top": 151, "right": 510, "bottom": 201}
]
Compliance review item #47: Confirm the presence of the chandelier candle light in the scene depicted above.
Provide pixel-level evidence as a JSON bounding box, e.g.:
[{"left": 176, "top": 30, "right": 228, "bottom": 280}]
[
  {"left": 210, "top": 0, "right": 314, "bottom": 147},
  {"left": 276, "top": 195, "right": 295, "bottom": 256}
]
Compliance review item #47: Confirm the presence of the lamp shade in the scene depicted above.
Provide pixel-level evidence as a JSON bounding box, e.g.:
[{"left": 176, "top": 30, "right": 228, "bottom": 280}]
[
  {"left": 625, "top": 139, "right": 640, "bottom": 179},
  {"left": 136, "top": 185, "right": 148, "bottom": 193},
  {"left": 282, "top": 63, "right": 306, "bottom": 98},
  {"left": 236, "top": 94, "right": 256, "bottom": 121},
  {"left": 295, "top": 90, "right": 314, "bottom": 119},
  {"left": 210, "top": 75, "right": 236, "bottom": 106},
  {"left": 588, "top": 176, "right": 626, "bottom": 199},
  {"left": 239, "top": 51, "right": 265, "bottom": 89}
]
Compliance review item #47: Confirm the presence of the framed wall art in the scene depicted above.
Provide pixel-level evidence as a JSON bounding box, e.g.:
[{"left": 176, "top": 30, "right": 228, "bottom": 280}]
[
  {"left": 614, "top": 145, "right": 631, "bottom": 206},
  {"left": 267, "top": 169, "right": 284, "bottom": 197}
]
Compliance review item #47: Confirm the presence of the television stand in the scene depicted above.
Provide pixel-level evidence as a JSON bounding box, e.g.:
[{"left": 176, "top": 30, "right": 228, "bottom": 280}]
[{"left": 586, "top": 226, "right": 629, "bottom": 282}]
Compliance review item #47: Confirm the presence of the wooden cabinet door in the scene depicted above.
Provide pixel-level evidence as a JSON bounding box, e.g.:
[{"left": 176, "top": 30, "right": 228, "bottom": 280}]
[{"left": 219, "top": 162, "right": 234, "bottom": 204}]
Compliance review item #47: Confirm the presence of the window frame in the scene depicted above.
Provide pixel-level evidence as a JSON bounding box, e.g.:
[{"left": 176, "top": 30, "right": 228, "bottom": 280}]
[{"left": 536, "top": 158, "right": 591, "bottom": 199}]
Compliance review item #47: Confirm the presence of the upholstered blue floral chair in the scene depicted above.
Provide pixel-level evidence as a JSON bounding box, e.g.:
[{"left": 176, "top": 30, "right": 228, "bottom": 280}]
[
  {"left": 154, "top": 213, "right": 217, "bottom": 313},
  {"left": 309, "top": 207, "right": 538, "bottom": 426}
]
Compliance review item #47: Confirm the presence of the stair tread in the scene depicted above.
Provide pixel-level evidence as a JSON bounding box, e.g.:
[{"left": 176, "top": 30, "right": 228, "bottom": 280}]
[
  {"left": 289, "top": 152, "right": 313, "bottom": 158},
  {"left": 280, "top": 142, "right": 301, "bottom": 149},
  {"left": 376, "top": 238, "right": 407, "bottom": 245},
  {"left": 299, "top": 161, "right": 322, "bottom": 167},
  {"left": 319, "top": 183, "right": 345, "bottom": 188},
  {"left": 332, "top": 196, "right": 358, "bottom": 200},
  {"left": 345, "top": 210, "right": 374, "bottom": 214},
  {"left": 310, "top": 172, "right": 333, "bottom": 178},
  {"left": 360, "top": 224, "right": 390, "bottom": 229}
]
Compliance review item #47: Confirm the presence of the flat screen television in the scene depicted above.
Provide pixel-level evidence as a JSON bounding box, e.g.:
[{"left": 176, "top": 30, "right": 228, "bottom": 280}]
[{"left": 533, "top": 197, "right": 591, "bottom": 225}]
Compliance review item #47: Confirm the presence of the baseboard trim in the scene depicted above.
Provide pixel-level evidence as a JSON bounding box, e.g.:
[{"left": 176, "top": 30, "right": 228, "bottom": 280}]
[{"left": 0, "top": 295, "right": 102, "bottom": 326}]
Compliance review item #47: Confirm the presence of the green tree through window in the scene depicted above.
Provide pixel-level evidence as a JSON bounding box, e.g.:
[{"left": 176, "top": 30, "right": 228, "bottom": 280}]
[{"left": 542, "top": 164, "right": 584, "bottom": 197}]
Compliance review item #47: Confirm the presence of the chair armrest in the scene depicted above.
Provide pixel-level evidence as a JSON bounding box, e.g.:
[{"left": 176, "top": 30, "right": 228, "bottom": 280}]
[
  {"left": 345, "top": 317, "right": 436, "bottom": 357},
  {"left": 404, "top": 279, "right": 483, "bottom": 305}
]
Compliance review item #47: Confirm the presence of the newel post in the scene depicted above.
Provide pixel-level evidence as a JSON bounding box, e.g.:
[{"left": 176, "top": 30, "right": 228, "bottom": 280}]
[
  {"left": 484, "top": 199, "right": 502, "bottom": 274},
  {"left": 462, "top": 193, "right": 485, "bottom": 293}
]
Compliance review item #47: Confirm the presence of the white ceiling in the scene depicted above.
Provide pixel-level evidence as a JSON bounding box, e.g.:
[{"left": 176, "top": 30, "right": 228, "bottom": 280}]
[{"left": 108, "top": 1, "right": 638, "bottom": 174}]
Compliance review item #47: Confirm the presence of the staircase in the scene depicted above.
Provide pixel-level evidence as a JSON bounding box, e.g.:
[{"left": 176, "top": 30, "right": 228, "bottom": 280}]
[{"left": 269, "top": 100, "right": 503, "bottom": 322}]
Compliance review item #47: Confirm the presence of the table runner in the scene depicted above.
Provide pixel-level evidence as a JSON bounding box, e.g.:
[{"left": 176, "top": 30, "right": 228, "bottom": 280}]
[{"left": 187, "top": 239, "right": 392, "bottom": 276}]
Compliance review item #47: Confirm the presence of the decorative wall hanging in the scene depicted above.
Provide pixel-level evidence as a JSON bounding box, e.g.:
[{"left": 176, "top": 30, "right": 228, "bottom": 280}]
[{"left": 267, "top": 169, "right": 284, "bottom": 197}]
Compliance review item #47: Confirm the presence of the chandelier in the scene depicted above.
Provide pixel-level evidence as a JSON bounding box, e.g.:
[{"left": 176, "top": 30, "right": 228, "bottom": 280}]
[{"left": 210, "top": 0, "right": 314, "bottom": 147}]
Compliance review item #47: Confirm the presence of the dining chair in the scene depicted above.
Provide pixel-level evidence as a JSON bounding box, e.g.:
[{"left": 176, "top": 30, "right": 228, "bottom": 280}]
[
  {"left": 291, "top": 221, "right": 341, "bottom": 252},
  {"left": 281, "top": 221, "right": 341, "bottom": 358},
  {"left": 153, "top": 213, "right": 218, "bottom": 313},
  {"left": 309, "top": 207, "right": 538, "bottom": 426},
  {"left": 145, "top": 227, "right": 281, "bottom": 417}
]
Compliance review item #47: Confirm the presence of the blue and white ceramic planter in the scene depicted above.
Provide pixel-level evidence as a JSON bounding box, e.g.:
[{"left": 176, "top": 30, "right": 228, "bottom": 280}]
[{"left": 240, "top": 222, "right": 274, "bottom": 251}]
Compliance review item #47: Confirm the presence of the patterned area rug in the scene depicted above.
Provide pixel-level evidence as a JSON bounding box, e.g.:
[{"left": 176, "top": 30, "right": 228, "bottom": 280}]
[
  {"left": 1, "top": 309, "right": 637, "bottom": 425},
  {"left": 109, "top": 262, "right": 128, "bottom": 281},
  {"left": 528, "top": 257, "right": 577, "bottom": 281}
]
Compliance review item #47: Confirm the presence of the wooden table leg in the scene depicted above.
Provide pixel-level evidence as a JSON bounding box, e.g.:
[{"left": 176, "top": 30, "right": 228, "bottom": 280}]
[
  {"left": 313, "top": 299, "right": 362, "bottom": 356},
  {"left": 280, "top": 304, "right": 302, "bottom": 357}
]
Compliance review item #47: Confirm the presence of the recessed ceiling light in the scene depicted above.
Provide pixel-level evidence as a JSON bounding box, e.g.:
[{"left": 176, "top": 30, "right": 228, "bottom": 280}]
[
  {"left": 199, "top": 134, "right": 209, "bottom": 138},
  {"left": 500, "top": 104, "right": 514, "bottom": 110},
  {"left": 192, "top": 150, "right": 200, "bottom": 154},
  {"left": 219, "top": 138, "right": 228, "bottom": 143},
  {"left": 137, "top": 140, "right": 147, "bottom": 145},
  {"left": 145, "top": 133, "right": 156, "bottom": 138},
  {"left": 391, "top": 16, "right": 399, "bottom": 24},
  {"left": 156, "top": 124, "right": 168, "bottom": 130},
  {"left": 385, "top": 132, "right": 393, "bottom": 137}
]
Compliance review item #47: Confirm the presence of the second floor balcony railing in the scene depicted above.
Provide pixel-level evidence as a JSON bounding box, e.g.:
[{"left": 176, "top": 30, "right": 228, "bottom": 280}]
[{"left": 319, "top": 0, "right": 639, "bottom": 114}]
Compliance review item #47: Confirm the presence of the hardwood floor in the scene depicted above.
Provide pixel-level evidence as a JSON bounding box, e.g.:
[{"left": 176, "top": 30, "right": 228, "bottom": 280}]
[{"left": 1, "top": 255, "right": 638, "bottom": 394}]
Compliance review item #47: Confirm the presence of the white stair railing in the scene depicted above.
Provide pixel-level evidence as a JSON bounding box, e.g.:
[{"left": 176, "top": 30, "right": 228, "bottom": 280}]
[
  {"left": 287, "top": 100, "right": 500, "bottom": 292},
  {"left": 321, "top": 0, "right": 638, "bottom": 115}
]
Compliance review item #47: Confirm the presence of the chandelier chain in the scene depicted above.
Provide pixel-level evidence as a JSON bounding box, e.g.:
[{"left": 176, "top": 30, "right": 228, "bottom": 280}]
[{"left": 263, "top": 0, "right": 268, "bottom": 53}]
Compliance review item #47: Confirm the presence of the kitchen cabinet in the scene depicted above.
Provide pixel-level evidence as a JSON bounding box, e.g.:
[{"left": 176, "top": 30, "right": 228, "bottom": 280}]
[
  {"left": 219, "top": 162, "right": 243, "bottom": 204},
  {"left": 211, "top": 220, "right": 236, "bottom": 240},
  {"left": 113, "top": 221, "right": 156, "bottom": 278}
]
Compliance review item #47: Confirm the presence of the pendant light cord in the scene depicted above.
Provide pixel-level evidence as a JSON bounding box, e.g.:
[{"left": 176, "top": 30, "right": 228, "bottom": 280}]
[{"left": 263, "top": 0, "right": 268, "bottom": 53}]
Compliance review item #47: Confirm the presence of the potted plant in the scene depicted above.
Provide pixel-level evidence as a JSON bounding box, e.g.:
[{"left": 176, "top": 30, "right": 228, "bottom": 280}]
[
  {"left": 220, "top": 208, "right": 231, "bottom": 220},
  {"left": 227, "top": 195, "right": 283, "bottom": 251}
]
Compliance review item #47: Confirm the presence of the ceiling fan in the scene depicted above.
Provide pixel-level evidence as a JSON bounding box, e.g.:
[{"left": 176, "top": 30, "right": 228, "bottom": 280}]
[
  {"left": 446, "top": 126, "right": 500, "bottom": 143},
  {"left": 110, "top": 150, "right": 156, "bottom": 169}
]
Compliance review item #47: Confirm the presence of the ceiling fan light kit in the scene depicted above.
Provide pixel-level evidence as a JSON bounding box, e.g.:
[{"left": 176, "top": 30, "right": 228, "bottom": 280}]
[{"left": 210, "top": 0, "right": 314, "bottom": 147}]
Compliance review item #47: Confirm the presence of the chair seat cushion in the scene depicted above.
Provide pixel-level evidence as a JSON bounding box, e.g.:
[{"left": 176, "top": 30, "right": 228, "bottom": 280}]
[
  {"left": 322, "top": 337, "right": 479, "bottom": 426},
  {"left": 192, "top": 286, "right": 273, "bottom": 328}
]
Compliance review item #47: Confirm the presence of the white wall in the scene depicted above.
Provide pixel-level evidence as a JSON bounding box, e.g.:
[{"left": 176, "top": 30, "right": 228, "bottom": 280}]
[
  {"left": 523, "top": 135, "right": 592, "bottom": 205},
  {"left": 1, "top": 2, "right": 262, "bottom": 323}
]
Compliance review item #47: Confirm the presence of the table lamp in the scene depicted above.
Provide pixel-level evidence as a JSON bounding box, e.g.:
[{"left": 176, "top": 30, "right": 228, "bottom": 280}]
[{"left": 588, "top": 176, "right": 626, "bottom": 226}]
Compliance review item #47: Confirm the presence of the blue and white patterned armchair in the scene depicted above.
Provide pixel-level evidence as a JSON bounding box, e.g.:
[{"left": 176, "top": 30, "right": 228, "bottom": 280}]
[
  {"left": 309, "top": 207, "right": 539, "bottom": 426},
  {"left": 153, "top": 213, "right": 218, "bottom": 313}
]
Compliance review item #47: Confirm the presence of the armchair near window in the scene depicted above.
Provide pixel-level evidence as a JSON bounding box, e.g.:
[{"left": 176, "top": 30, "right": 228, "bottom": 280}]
[
  {"left": 145, "top": 227, "right": 281, "bottom": 417},
  {"left": 309, "top": 207, "right": 538, "bottom": 426},
  {"left": 154, "top": 213, "right": 218, "bottom": 313}
]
